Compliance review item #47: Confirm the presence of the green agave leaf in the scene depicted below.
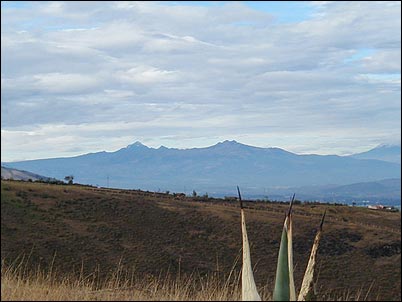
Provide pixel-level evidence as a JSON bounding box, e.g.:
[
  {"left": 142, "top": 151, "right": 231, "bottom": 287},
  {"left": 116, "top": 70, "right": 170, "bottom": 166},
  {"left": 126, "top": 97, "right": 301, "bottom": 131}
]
[
  {"left": 287, "top": 214, "right": 296, "bottom": 301},
  {"left": 274, "top": 194, "right": 295, "bottom": 301},
  {"left": 273, "top": 225, "right": 290, "bottom": 301}
]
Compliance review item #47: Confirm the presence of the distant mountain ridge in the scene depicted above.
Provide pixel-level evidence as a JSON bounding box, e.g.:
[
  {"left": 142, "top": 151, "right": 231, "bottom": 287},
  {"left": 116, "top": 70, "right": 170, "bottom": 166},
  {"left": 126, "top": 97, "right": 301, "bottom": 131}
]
[
  {"left": 3, "top": 140, "right": 401, "bottom": 202},
  {"left": 350, "top": 144, "right": 401, "bottom": 164}
]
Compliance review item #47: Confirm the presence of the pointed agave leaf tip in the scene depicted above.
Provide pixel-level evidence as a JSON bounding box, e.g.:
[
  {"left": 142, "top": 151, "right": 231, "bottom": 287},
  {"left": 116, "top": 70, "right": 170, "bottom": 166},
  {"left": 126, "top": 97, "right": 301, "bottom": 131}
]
[
  {"left": 319, "top": 209, "right": 326, "bottom": 231},
  {"left": 274, "top": 194, "right": 296, "bottom": 301},
  {"left": 241, "top": 207, "right": 261, "bottom": 300},
  {"left": 297, "top": 212, "right": 325, "bottom": 301},
  {"left": 240, "top": 186, "right": 261, "bottom": 300},
  {"left": 287, "top": 193, "right": 295, "bottom": 217},
  {"left": 237, "top": 186, "right": 243, "bottom": 209},
  {"left": 287, "top": 211, "right": 296, "bottom": 301}
]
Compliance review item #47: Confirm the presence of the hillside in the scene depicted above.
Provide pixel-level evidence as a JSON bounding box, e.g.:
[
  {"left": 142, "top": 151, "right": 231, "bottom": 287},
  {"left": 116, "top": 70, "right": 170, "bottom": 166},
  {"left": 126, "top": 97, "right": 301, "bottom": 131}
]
[
  {"left": 1, "top": 180, "right": 400, "bottom": 300},
  {"left": 263, "top": 178, "right": 401, "bottom": 206},
  {"left": 3, "top": 141, "right": 401, "bottom": 199},
  {"left": 1, "top": 166, "right": 51, "bottom": 182}
]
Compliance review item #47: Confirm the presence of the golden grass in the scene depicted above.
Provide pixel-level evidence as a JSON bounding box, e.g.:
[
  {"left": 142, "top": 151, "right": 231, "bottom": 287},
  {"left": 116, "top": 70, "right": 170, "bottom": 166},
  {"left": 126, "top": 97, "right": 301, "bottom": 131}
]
[
  {"left": 1, "top": 257, "right": 377, "bottom": 301},
  {"left": 1, "top": 256, "right": 258, "bottom": 301}
]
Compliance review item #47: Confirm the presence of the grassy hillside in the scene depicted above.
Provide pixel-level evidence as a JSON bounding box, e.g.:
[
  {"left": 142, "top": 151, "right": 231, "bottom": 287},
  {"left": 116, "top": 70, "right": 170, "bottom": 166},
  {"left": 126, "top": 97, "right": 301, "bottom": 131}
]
[{"left": 1, "top": 180, "right": 400, "bottom": 300}]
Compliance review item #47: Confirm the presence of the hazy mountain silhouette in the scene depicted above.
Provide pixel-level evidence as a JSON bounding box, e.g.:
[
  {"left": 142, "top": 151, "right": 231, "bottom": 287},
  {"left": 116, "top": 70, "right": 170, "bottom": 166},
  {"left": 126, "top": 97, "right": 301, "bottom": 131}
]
[
  {"left": 350, "top": 144, "right": 401, "bottom": 164},
  {"left": 3, "top": 140, "right": 401, "bottom": 199}
]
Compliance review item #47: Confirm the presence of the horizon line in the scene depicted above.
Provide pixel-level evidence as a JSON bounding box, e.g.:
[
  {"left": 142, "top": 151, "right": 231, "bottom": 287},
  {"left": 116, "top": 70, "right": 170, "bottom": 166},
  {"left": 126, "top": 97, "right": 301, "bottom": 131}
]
[{"left": 2, "top": 140, "right": 401, "bottom": 163}]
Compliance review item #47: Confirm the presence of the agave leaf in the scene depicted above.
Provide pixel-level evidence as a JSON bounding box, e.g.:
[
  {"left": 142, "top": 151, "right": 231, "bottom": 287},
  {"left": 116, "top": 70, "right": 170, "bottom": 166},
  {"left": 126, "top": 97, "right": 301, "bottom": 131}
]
[
  {"left": 273, "top": 224, "right": 290, "bottom": 301},
  {"left": 287, "top": 213, "right": 296, "bottom": 301},
  {"left": 274, "top": 194, "right": 295, "bottom": 301},
  {"left": 238, "top": 187, "right": 261, "bottom": 301},
  {"left": 241, "top": 209, "right": 262, "bottom": 301},
  {"left": 297, "top": 210, "right": 326, "bottom": 301}
]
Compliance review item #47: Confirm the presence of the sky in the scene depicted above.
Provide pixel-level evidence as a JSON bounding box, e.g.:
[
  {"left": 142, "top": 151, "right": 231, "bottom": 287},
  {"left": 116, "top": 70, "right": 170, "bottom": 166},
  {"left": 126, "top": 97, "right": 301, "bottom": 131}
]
[{"left": 1, "top": 1, "right": 401, "bottom": 162}]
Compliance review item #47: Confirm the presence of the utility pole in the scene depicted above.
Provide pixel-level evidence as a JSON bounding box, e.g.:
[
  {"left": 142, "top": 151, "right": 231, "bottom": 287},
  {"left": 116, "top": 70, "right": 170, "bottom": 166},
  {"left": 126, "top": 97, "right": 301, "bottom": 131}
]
[{"left": 107, "top": 175, "right": 109, "bottom": 188}]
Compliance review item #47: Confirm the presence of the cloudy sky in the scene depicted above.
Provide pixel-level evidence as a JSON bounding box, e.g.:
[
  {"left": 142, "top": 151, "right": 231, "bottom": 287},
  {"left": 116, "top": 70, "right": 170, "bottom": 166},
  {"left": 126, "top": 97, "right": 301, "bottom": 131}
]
[{"left": 1, "top": 1, "right": 401, "bottom": 162}]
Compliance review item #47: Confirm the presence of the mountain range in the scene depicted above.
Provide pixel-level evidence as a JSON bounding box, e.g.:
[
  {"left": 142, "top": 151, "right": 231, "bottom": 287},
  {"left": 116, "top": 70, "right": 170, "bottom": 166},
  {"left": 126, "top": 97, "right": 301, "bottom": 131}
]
[{"left": 3, "top": 140, "right": 401, "bottom": 203}]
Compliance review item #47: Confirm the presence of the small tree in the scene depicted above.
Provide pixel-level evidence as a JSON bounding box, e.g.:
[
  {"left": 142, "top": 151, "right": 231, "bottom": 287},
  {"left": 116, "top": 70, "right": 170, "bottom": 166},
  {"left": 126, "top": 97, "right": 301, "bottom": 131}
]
[
  {"left": 64, "top": 175, "right": 74, "bottom": 185},
  {"left": 192, "top": 190, "right": 197, "bottom": 198}
]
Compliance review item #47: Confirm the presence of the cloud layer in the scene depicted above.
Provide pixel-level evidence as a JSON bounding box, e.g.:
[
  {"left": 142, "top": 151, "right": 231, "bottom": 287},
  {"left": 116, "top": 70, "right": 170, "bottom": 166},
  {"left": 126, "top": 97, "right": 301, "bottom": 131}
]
[{"left": 1, "top": 1, "right": 401, "bottom": 161}]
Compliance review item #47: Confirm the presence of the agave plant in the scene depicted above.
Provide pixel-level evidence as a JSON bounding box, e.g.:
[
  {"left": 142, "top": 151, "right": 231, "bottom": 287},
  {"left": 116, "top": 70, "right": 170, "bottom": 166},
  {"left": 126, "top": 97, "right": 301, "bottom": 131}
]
[
  {"left": 297, "top": 210, "right": 326, "bottom": 301},
  {"left": 238, "top": 186, "right": 262, "bottom": 301},
  {"left": 238, "top": 188, "right": 326, "bottom": 301},
  {"left": 273, "top": 194, "right": 296, "bottom": 301},
  {"left": 272, "top": 196, "right": 326, "bottom": 301}
]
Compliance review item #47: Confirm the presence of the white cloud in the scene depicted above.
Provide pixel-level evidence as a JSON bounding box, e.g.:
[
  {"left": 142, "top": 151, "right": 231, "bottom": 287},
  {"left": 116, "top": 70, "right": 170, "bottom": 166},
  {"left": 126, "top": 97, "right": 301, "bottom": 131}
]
[
  {"left": 116, "top": 65, "right": 180, "bottom": 84},
  {"left": 33, "top": 73, "right": 100, "bottom": 93},
  {"left": 1, "top": 1, "right": 400, "bottom": 161}
]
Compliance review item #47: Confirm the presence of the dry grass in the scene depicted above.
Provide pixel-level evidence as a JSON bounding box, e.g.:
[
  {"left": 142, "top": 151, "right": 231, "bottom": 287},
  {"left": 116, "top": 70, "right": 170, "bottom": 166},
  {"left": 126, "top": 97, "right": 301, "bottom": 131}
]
[
  {"left": 1, "top": 256, "right": 249, "bottom": 301},
  {"left": 1, "top": 257, "right": 377, "bottom": 301}
]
